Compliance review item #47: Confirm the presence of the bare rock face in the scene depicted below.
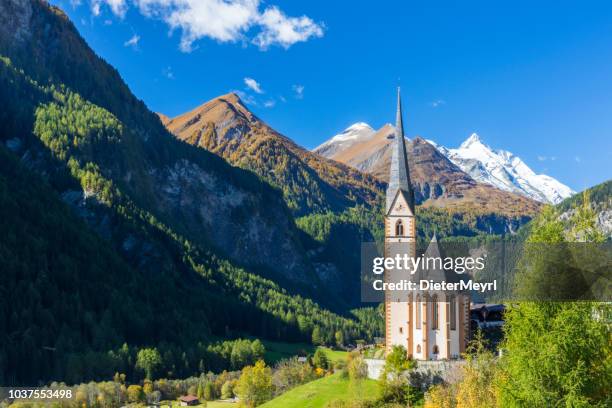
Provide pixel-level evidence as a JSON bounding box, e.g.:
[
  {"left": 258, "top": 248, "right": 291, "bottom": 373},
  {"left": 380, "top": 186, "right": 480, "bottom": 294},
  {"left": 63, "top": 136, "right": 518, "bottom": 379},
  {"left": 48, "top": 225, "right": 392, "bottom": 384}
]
[
  {"left": 150, "top": 159, "right": 314, "bottom": 283},
  {"left": 559, "top": 208, "right": 612, "bottom": 239},
  {"left": 597, "top": 210, "right": 612, "bottom": 237},
  {"left": 0, "top": 0, "right": 32, "bottom": 45}
]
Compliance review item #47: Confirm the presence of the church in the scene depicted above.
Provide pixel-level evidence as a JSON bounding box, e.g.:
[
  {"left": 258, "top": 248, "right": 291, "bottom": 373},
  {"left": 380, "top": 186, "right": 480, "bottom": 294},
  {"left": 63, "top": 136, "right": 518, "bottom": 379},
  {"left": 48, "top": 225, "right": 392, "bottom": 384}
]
[{"left": 384, "top": 89, "right": 470, "bottom": 360}]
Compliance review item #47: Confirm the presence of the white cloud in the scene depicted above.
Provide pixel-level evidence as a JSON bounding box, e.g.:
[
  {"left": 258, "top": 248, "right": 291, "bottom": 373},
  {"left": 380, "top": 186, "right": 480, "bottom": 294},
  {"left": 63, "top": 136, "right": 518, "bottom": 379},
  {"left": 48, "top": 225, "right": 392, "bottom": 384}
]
[
  {"left": 292, "top": 84, "right": 304, "bottom": 99},
  {"left": 94, "top": 0, "right": 323, "bottom": 52},
  {"left": 263, "top": 99, "right": 275, "bottom": 108},
  {"left": 124, "top": 34, "right": 140, "bottom": 48},
  {"left": 92, "top": 0, "right": 128, "bottom": 18},
  {"left": 244, "top": 77, "right": 263, "bottom": 94},
  {"left": 537, "top": 155, "right": 547, "bottom": 161},
  {"left": 431, "top": 99, "right": 446, "bottom": 108},
  {"left": 91, "top": 2, "right": 101, "bottom": 16},
  {"left": 232, "top": 90, "right": 257, "bottom": 105},
  {"left": 253, "top": 6, "right": 324, "bottom": 50}
]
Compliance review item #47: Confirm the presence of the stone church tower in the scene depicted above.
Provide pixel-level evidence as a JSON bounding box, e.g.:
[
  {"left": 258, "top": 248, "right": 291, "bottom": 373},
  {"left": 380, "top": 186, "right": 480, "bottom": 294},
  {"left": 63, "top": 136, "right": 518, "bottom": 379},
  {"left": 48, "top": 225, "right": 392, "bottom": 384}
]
[{"left": 384, "top": 89, "right": 469, "bottom": 360}]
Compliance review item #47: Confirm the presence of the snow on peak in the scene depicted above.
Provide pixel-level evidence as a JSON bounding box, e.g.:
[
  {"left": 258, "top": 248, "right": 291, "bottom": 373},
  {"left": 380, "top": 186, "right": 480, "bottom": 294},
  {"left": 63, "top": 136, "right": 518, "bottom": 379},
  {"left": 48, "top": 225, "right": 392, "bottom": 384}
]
[
  {"left": 460, "top": 133, "right": 482, "bottom": 148},
  {"left": 314, "top": 123, "right": 574, "bottom": 205},
  {"left": 314, "top": 122, "right": 376, "bottom": 156},
  {"left": 438, "top": 133, "right": 575, "bottom": 204},
  {"left": 346, "top": 122, "right": 372, "bottom": 131}
]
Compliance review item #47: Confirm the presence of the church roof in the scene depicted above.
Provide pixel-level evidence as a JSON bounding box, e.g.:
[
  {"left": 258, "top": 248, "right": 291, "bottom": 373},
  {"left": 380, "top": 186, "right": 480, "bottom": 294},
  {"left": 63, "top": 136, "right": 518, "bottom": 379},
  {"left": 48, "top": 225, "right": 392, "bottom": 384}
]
[
  {"left": 414, "top": 235, "right": 467, "bottom": 292},
  {"left": 386, "top": 88, "right": 415, "bottom": 213}
]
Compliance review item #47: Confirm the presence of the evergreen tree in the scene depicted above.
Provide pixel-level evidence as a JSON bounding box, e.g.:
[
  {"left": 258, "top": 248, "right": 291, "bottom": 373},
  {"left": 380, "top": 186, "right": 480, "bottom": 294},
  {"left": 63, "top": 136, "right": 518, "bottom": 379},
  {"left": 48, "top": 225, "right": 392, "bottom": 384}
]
[
  {"left": 311, "top": 326, "right": 324, "bottom": 346},
  {"left": 313, "top": 349, "right": 329, "bottom": 370},
  {"left": 203, "top": 382, "right": 215, "bottom": 401}
]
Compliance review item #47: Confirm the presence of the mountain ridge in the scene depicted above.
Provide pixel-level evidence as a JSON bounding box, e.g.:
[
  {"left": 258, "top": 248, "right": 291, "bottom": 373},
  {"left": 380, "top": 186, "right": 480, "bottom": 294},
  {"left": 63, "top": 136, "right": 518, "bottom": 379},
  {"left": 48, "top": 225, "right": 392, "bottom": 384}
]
[
  {"left": 162, "top": 94, "right": 384, "bottom": 216},
  {"left": 316, "top": 123, "right": 573, "bottom": 205},
  {"left": 314, "top": 123, "right": 541, "bottom": 217},
  {"left": 431, "top": 133, "right": 575, "bottom": 204}
]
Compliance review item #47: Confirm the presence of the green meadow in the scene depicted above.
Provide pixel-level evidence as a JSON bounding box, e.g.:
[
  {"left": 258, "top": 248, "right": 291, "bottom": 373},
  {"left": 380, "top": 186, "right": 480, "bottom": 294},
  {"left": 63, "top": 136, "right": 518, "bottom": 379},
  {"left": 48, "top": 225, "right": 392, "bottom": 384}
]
[{"left": 260, "top": 373, "right": 378, "bottom": 408}]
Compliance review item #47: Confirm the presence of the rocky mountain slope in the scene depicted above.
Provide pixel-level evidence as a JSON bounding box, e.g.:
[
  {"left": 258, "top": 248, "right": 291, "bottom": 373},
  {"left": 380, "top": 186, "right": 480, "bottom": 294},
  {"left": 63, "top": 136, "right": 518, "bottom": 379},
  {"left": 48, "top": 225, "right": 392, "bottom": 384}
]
[
  {"left": 315, "top": 124, "right": 540, "bottom": 217},
  {"left": 161, "top": 96, "right": 383, "bottom": 216},
  {"left": 430, "top": 133, "right": 575, "bottom": 204},
  {"left": 557, "top": 179, "right": 612, "bottom": 237}
]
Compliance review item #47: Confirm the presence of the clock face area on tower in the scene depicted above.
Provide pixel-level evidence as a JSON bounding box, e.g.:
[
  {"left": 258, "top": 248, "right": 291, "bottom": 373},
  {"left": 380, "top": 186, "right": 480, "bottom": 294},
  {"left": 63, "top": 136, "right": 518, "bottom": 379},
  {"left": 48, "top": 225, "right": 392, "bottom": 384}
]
[{"left": 388, "top": 190, "right": 414, "bottom": 217}]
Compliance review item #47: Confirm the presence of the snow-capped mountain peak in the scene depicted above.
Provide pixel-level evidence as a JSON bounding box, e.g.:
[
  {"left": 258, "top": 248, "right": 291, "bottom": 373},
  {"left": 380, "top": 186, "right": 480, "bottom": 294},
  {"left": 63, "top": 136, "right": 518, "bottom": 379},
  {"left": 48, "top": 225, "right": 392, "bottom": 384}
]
[
  {"left": 459, "top": 132, "right": 482, "bottom": 148},
  {"left": 345, "top": 122, "right": 373, "bottom": 132},
  {"left": 314, "top": 122, "right": 376, "bottom": 157},
  {"left": 315, "top": 124, "right": 574, "bottom": 205},
  {"left": 441, "top": 133, "right": 574, "bottom": 204}
]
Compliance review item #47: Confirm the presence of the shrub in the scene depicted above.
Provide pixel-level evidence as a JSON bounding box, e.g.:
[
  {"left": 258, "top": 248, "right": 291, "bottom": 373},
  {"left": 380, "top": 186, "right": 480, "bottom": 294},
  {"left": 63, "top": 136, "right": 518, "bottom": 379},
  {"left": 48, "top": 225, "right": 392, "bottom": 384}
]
[{"left": 347, "top": 352, "right": 368, "bottom": 380}]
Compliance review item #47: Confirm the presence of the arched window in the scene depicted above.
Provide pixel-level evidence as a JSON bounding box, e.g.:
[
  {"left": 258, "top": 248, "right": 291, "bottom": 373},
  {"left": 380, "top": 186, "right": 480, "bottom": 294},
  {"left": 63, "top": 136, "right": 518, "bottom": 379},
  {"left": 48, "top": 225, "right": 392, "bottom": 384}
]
[
  {"left": 415, "top": 295, "right": 421, "bottom": 329},
  {"left": 399, "top": 327, "right": 403, "bottom": 334},
  {"left": 433, "top": 345, "right": 439, "bottom": 354},
  {"left": 395, "top": 219, "right": 404, "bottom": 236},
  {"left": 449, "top": 295, "right": 457, "bottom": 331},
  {"left": 432, "top": 295, "right": 439, "bottom": 330},
  {"left": 416, "top": 344, "right": 421, "bottom": 354}
]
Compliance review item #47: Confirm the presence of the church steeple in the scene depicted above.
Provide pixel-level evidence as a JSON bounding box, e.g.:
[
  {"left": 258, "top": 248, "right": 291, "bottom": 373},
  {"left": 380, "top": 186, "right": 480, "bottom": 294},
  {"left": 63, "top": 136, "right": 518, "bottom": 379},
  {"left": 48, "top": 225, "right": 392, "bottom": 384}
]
[{"left": 386, "top": 88, "right": 414, "bottom": 213}]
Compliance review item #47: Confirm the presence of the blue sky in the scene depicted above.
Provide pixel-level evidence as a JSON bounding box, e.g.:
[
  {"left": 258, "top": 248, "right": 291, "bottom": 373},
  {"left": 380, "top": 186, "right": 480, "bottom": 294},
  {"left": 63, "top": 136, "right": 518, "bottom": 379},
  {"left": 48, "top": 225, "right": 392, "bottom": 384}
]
[{"left": 52, "top": 0, "right": 611, "bottom": 191}]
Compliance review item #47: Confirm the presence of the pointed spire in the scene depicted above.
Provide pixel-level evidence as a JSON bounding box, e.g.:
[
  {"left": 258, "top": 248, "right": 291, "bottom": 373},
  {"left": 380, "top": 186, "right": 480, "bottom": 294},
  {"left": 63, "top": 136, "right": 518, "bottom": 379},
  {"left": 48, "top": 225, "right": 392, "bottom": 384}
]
[
  {"left": 395, "top": 87, "right": 404, "bottom": 140},
  {"left": 386, "top": 88, "right": 414, "bottom": 212}
]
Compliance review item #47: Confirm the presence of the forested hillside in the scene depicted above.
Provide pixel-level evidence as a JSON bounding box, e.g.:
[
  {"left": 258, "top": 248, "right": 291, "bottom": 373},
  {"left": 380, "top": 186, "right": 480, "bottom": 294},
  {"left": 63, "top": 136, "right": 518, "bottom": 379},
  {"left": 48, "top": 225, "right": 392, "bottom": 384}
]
[
  {"left": 0, "top": 0, "right": 317, "bottom": 288},
  {"left": 0, "top": 0, "right": 380, "bottom": 385}
]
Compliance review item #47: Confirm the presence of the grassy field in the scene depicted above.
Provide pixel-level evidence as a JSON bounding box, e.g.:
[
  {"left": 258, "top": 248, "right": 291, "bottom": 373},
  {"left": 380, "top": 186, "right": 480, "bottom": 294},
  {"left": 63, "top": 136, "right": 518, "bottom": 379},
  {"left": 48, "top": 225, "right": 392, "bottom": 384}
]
[
  {"left": 262, "top": 341, "right": 347, "bottom": 365},
  {"left": 259, "top": 373, "right": 378, "bottom": 408},
  {"left": 318, "top": 347, "right": 348, "bottom": 363},
  {"left": 262, "top": 340, "right": 315, "bottom": 363}
]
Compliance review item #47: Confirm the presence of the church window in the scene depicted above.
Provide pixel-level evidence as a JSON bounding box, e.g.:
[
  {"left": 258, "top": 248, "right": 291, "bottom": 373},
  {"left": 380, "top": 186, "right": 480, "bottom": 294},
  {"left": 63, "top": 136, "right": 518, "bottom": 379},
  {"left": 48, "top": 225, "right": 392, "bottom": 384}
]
[
  {"left": 449, "top": 295, "right": 456, "bottom": 331},
  {"left": 416, "top": 344, "right": 421, "bottom": 354},
  {"left": 395, "top": 220, "right": 404, "bottom": 236},
  {"left": 433, "top": 345, "right": 439, "bottom": 354},
  {"left": 432, "top": 295, "right": 439, "bottom": 330},
  {"left": 416, "top": 295, "right": 421, "bottom": 329}
]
